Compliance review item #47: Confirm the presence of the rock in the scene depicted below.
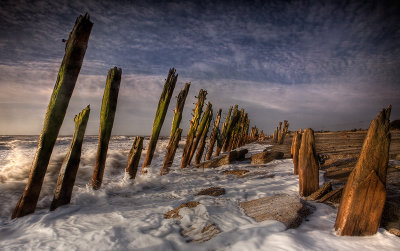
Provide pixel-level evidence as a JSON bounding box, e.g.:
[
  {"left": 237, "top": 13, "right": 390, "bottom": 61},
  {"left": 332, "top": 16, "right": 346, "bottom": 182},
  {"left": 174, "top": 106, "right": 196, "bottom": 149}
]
[
  {"left": 298, "top": 128, "right": 319, "bottom": 197},
  {"left": 196, "top": 187, "right": 225, "bottom": 196},
  {"left": 222, "top": 170, "right": 249, "bottom": 176},
  {"left": 197, "top": 149, "right": 248, "bottom": 168},
  {"left": 306, "top": 181, "right": 332, "bottom": 201},
  {"left": 335, "top": 106, "right": 391, "bottom": 236},
  {"left": 250, "top": 151, "right": 284, "bottom": 164},
  {"left": 240, "top": 194, "right": 314, "bottom": 229},
  {"left": 164, "top": 201, "right": 200, "bottom": 219},
  {"left": 317, "top": 186, "right": 343, "bottom": 205},
  {"left": 181, "top": 222, "right": 221, "bottom": 243}
]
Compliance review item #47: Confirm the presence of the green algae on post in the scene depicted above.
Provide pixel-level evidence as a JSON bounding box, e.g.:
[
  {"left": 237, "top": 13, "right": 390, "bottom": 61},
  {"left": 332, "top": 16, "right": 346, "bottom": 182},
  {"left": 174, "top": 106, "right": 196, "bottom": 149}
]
[
  {"left": 194, "top": 108, "right": 213, "bottom": 165},
  {"left": 12, "top": 13, "right": 93, "bottom": 219},
  {"left": 50, "top": 105, "right": 90, "bottom": 211},
  {"left": 161, "top": 128, "right": 182, "bottom": 175},
  {"left": 141, "top": 68, "right": 177, "bottom": 173},
  {"left": 206, "top": 108, "right": 222, "bottom": 160},
  {"left": 91, "top": 67, "right": 122, "bottom": 190},
  {"left": 215, "top": 106, "right": 232, "bottom": 156}
]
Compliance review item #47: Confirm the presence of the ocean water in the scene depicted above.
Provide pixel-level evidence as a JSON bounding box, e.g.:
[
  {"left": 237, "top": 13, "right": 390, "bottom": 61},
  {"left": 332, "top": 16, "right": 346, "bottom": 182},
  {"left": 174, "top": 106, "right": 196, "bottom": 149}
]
[{"left": 0, "top": 136, "right": 399, "bottom": 250}]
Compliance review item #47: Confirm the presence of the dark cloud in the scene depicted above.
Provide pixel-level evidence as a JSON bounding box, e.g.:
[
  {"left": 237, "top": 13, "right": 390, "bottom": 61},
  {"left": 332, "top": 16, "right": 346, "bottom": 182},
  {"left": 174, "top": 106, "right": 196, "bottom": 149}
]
[{"left": 0, "top": 0, "right": 399, "bottom": 135}]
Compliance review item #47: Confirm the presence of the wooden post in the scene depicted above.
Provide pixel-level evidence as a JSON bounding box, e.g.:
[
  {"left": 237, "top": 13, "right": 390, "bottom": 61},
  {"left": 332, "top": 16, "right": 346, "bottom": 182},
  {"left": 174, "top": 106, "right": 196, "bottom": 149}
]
[
  {"left": 50, "top": 105, "right": 90, "bottom": 211},
  {"left": 126, "top": 136, "right": 144, "bottom": 179},
  {"left": 206, "top": 108, "right": 222, "bottom": 160},
  {"left": 298, "top": 128, "right": 319, "bottom": 196},
  {"left": 335, "top": 106, "right": 391, "bottom": 236},
  {"left": 231, "top": 109, "right": 245, "bottom": 150},
  {"left": 292, "top": 131, "right": 302, "bottom": 175},
  {"left": 141, "top": 68, "right": 178, "bottom": 173},
  {"left": 180, "top": 89, "right": 207, "bottom": 168},
  {"left": 215, "top": 106, "right": 232, "bottom": 156},
  {"left": 160, "top": 83, "right": 190, "bottom": 174},
  {"left": 160, "top": 128, "right": 182, "bottom": 175},
  {"left": 194, "top": 108, "right": 213, "bottom": 165},
  {"left": 91, "top": 67, "right": 122, "bottom": 190},
  {"left": 188, "top": 102, "right": 212, "bottom": 165},
  {"left": 12, "top": 13, "right": 93, "bottom": 219},
  {"left": 222, "top": 105, "right": 239, "bottom": 152}
]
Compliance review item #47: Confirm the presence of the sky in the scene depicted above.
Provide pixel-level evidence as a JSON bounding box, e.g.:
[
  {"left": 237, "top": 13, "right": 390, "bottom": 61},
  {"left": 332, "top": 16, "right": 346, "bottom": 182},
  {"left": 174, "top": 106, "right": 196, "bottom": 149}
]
[{"left": 0, "top": 0, "right": 399, "bottom": 135}]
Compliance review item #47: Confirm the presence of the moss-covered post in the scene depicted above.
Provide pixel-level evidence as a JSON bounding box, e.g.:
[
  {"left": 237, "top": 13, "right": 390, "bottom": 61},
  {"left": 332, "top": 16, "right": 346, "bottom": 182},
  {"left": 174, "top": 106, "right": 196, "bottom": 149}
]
[
  {"left": 126, "top": 136, "right": 144, "bottom": 179},
  {"left": 206, "top": 108, "right": 222, "bottom": 160},
  {"left": 215, "top": 106, "right": 232, "bottom": 156},
  {"left": 188, "top": 102, "right": 212, "bottom": 165},
  {"left": 160, "top": 128, "right": 182, "bottom": 175},
  {"left": 180, "top": 89, "right": 207, "bottom": 168},
  {"left": 231, "top": 109, "right": 245, "bottom": 150},
  {"left": 222, "top": 105, "right": 239, "bottom": 152},
  {"left": 194, "top": 108, "right": 213, "bottom": 165},
  {"left": 50, "top": 106, "right": 90, "bottom": 211},
  {"left": 12, "top": 13, "right": 93, "bottom": 219},
  {"left": 91, "top": 67, "right": 122, "bottom": 190},
  {"left": 239, "top": 113, "right": 249, "bottom": 147},
  {"left": 141, "top": 69, "right": 177, "bottom": 173}
]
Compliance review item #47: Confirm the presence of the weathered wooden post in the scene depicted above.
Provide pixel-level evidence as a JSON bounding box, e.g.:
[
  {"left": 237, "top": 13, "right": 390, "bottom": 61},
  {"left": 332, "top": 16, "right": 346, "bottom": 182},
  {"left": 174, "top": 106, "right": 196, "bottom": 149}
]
[
  {"left": 160, "top": 83, "right": 190, "bottom": 174},
  {"left": 238, "top": 113, "right": 249, "bottom": 147},
  {"left": 292, "top": 130, "right": 302, "bottom": 175},
  {"left": 335, "top": 106, "right": 391, "bottom": 236},
  {"left": 12, "top": 13, "right": 93, "bottom": 219},
  {"left": 126, "top": 136, "right": 144, "bottom": 179},
  {"left": 229, "top": 108, "right": 244, "bottom": 151},
  {"left": 180, "top": 89, "right": 207, "bottom": 168},
  {"left": 91, "top": 67, "right": 122, "bottom": 190},
  {"left": 298, "top": 128, "right": 319, "bottom": 196},
  {"left": 188, "top": 102, "right": 212, "bottom": 165},
  {"left": 50, "top": 105, "right": 90, "bottom": 211},
  {"left": 215, "top": 106, "right": 232, "bottom": 156},
  {"left": 141, "top": 68, "right": 178, "bottom": 173},
  {"left": 223, "top": 105, "right": 239, "bottom": 152},
  {"left": 206, "top": 108, "right": 222, "bottom": 160},
  {"left": 278, "top": 120, "right": 289, "bottom": 144},
  {"left": 194, "top": 108, "right": 213, "bottom": 165},
  {"left": 160, "top": 128, "right": 182, "bottom": 175}
]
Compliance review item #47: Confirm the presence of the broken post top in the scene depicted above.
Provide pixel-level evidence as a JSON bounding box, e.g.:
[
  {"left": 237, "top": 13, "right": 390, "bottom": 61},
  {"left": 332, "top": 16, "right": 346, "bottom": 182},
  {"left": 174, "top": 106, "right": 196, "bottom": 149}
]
[
  {"left": 64, "top": 13, "right": 93, "bottom": 53},
  {"left": 170, "top": 82, "right": 190, "bottom": 138},
  {"left": 100, "top": 67, "right": 122, "bottom": 127},
  {"left": 74, "top": 105, "right": 90, "bottom": 124},
  {"left": 353, "top": 105, "right": 391, "bottom": 184}
]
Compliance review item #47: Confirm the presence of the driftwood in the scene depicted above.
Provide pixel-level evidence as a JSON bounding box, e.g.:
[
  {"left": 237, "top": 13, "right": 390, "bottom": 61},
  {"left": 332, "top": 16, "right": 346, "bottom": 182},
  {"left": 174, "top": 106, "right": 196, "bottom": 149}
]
[
  {"left": 12, "top": 13, "right": 93, "bottom": 219},
  {"left": 335, "top": 106, "right": 391, "bottom": 236},
  {"left": 91, "top": 67, "right": 122, "bottom": 190},
  {"left": 206, "top": 108, "right": 222, "bottom": 160},
  {"left": 181, "top": 89, "right": 207, "bottom": 168},
  {"left": 50, "top": 105, "right": 90, "bottom": 211},
  {"left": 305, "top": 181, "right": 332, "bottom": 201},
  {"left": 250, "top": 151, "right": 284, "bottom": 164},
  {"left": 126, "top": 136, "right": 144, "bottom": 179},
  {"left": 194, "top": 108, "right": 213, "bottom": 165},
  {"left": 298, "top": 128, "right": 319, "bottom": 197},
  {"left": 197, "top": 149, "right": 248, "bottom": 169},
  {"left": 141, "top": 68, "right": 177, "bottom": 172}
]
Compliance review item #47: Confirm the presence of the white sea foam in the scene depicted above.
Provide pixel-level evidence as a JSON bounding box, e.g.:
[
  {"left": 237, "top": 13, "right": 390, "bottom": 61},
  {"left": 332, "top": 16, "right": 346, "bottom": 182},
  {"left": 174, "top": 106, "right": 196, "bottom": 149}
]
[{"left": 0, "top": 136, "right": 399, "bottom": 250}]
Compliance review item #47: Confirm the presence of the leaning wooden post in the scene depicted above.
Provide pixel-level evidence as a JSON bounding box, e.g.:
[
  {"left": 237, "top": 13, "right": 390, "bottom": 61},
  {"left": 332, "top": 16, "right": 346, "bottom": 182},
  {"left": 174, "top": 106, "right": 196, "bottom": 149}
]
[
  {"left": 194, "top": 108, "right": 213, "bottom": 165},
  {"left": 141, "top": 69, "right": 178, "bottom": 173},
  {"left": 222, "top": 105, "right": 239, "bottom": 152},
  {"left": 188, "top": 102, "right": 212, "bottom": 165},
  {"left": 12, "top": 14, "right": 93, "bottom": 219},
  {"left": 335, "top": 106, "right": 391, "bottom": 236},
  {"left": 91, "top": 67, "right": 122, "bottom": 190},
  {"left": 205, "top": 108, "right": 222, "bottom": 160},
  {"left": 160, "top": 83, "right": 190, "bottom": 174},
  {"left": 298, "top": 128, "right": 319, "bottom": 196},
  {"left": 126, "top": 137, "right": 144, "bottom": 179},
  {"left": 50, "top": 105, "right": 90, "bottom": 211},
  {"left": 215, "top": 106, "right": 232, "bottom": 156},
  {"left": 292, "top": 130, "right": 302, "bottom": 175},
  {"left": 180, "top": 89, "right": 207, "bottom": 168},
  {"left": 160, "top": 128, "right": 182, "bottom": 175}
]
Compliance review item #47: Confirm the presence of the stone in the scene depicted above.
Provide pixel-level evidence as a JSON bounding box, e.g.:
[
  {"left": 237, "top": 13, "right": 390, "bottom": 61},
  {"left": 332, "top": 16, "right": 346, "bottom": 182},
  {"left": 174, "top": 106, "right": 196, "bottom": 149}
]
[
  {"left": 196, "top": 187, "right": 225, "bottom": 196},
  {"left": 164, "top": 201, "right": 200, "bottom": 219}
]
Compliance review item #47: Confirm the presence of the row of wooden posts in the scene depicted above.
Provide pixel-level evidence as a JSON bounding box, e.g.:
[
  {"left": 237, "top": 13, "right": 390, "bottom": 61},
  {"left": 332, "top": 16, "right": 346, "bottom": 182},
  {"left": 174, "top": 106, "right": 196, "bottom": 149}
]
[
  {"left": 291, "top": 105, "right": 392, "bottom": 236},
  {"left": 12, "top": 13, "right": 253, "bottom": 219}
]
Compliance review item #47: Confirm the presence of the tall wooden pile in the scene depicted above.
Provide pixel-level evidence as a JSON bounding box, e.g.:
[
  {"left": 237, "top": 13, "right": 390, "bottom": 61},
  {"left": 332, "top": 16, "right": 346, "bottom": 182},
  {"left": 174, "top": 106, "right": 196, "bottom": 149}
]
[{"left": 298, "top": 128, "right": 319, "bottom": 197}]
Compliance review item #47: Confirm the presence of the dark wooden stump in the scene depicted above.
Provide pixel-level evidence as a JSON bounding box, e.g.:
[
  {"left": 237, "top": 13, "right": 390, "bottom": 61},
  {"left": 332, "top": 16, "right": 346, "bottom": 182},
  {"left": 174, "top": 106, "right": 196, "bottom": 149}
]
[{"left": 126, "top": 136, "right": 144, "bottom": 179}]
